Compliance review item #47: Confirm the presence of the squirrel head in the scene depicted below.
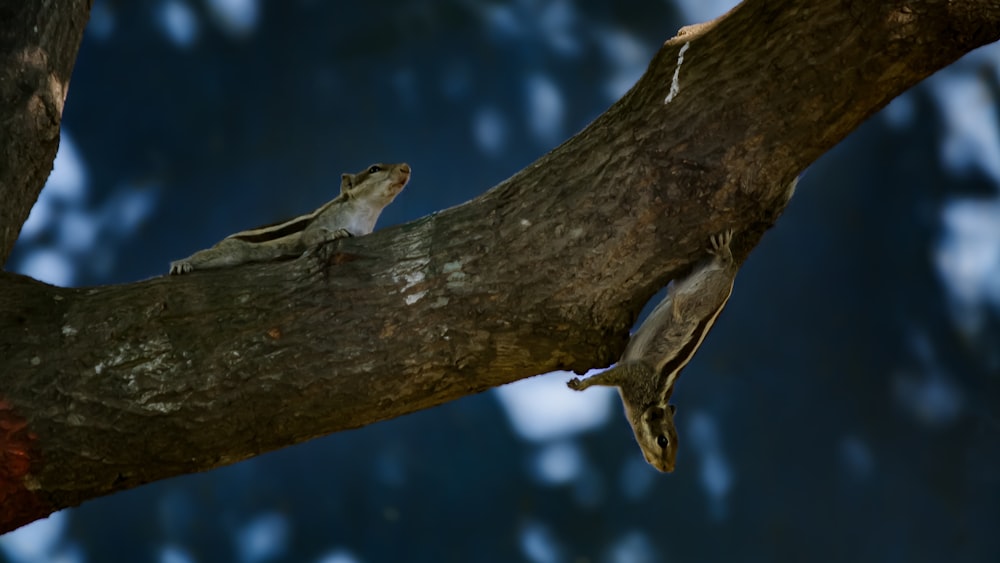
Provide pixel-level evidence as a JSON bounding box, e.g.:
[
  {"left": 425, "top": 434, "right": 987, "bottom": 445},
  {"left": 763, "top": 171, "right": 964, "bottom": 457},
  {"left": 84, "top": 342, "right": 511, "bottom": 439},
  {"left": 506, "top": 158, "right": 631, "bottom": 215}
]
[
  {"left": 633, "top": 403, "right": 678, "bottom": 473},
  {"left": 341, "top": 162, "right": 411, "bottom": 204}
]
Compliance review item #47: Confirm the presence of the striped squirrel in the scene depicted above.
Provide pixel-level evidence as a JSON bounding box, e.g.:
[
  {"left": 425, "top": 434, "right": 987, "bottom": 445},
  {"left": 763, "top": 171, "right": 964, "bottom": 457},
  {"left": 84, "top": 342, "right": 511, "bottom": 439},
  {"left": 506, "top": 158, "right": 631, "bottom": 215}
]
[
  {"left": 169, "top": 163, "right": 410, "bottom": 274},
  {"left": 567, "top": 230, "right": 737, "bottom": 472}
]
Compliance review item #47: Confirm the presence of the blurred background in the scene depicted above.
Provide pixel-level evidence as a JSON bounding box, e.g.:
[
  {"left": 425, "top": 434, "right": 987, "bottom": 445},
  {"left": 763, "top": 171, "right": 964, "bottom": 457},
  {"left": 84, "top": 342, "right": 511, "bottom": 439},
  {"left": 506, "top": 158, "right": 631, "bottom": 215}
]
[{"left": 3, "top": 0, "right": 1000, "bottom": 561}]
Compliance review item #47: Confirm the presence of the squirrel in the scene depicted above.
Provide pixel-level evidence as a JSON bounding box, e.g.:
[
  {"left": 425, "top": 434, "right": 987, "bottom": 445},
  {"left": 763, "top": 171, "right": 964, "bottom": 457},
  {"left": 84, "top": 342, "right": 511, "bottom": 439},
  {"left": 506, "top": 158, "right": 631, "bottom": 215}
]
[
  {"left": 169, "top": 163, "right": 410, "bottom": 274},
  {"left": 567, "top": 230, "right": 737, "bottom": 473}
]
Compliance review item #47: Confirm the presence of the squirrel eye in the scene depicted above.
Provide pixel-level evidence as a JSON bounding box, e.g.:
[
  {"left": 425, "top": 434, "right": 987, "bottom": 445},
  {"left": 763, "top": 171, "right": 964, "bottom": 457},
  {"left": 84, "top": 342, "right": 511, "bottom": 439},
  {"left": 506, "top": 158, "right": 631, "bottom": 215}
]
[
  {"left": 368, "top": 165, "right": 382, "bottom": 173},
  {"left": 656, "top": 435, "right": 669, "bottom": 448}
]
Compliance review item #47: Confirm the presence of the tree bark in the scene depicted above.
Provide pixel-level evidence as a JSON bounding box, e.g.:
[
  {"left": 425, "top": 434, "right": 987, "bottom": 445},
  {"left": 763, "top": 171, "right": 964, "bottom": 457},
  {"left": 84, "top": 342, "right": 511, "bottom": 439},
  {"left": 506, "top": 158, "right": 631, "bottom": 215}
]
[
  {"left": 1, "top": 0, "right": 998, "bottom": 534},
  {"left": 0, "top": 0, "right": 92, "bottom": 531}
]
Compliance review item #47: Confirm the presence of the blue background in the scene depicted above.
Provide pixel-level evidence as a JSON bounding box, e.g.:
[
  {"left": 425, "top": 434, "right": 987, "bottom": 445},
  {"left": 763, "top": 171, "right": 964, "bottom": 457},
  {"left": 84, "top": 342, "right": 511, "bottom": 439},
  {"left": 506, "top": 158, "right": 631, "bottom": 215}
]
[{"left": 3, "top": 1, "right": 1000, "bottom": 562}]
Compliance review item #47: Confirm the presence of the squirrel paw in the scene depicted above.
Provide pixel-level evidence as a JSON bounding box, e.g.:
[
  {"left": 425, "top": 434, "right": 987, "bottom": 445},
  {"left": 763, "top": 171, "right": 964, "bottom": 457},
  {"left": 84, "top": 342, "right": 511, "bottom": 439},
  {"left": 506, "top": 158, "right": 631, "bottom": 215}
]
[
  {"left": 305, "top": 229, "right": 352, "bottom": 259},
  {"left": 303, "top": 227, "right": 354, "bottom": 248},
  {"left": 709, "top": 229, "right": 734, "bottom": 257},
  {"left": 710, "top": 229, "right": 733, "bottom": 251},
  {"left": 566, "top": 377, "right": 587, "bottom": 391},
  {"left": 169, "top": 260, "right": 193, "bottom": 275}
]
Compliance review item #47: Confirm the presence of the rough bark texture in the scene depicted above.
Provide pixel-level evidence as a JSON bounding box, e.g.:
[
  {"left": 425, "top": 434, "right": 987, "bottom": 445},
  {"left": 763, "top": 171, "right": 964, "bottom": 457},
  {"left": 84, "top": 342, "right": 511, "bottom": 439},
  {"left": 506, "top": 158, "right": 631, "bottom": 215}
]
[
  {"left": 0, "top": 0, "right": 91, "bottom": 264},
  {"left": 1, "top": 0, "right": 999, "bottom": 534},
  {"left": 0, "top": 0, "right": 92, "bottom": 531}
]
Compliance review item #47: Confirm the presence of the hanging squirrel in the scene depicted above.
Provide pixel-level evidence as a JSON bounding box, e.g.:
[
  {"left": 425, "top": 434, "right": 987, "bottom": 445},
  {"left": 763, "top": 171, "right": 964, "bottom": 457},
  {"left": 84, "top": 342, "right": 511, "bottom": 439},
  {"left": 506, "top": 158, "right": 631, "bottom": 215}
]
[
  {"left": 568, "top": 230, "right": 737, "bottom": 472},
  {"left": 169, "top": 162, "right": 410, "bottom": 274}
]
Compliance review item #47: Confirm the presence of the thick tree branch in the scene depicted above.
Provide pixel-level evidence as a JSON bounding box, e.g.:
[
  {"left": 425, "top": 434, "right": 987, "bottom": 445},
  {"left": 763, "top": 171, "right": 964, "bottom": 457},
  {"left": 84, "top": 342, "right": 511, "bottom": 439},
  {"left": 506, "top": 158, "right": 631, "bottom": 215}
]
[
  {"left": 2, "top": 0, "right": 999, "bottom": 533},
  {"left": 0, "top": 0, "right": 91, "bottom": 264}
]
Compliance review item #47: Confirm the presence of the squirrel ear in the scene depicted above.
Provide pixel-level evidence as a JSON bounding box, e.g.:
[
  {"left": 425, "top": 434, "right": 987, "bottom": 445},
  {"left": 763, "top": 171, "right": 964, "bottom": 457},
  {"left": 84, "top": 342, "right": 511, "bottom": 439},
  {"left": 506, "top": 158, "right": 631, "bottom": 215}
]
[{"left": 341, "top": 173, "right": 354, "bottom": 191}]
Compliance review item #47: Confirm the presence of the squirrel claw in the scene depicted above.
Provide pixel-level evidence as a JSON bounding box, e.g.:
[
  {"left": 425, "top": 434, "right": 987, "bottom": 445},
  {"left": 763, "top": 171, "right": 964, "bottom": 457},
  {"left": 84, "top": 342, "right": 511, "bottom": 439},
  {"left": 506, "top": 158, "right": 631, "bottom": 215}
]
[
  {"left": 708, "top": 229, "right": 735, "bottom": 262},
  {"left": 710, "top": 229, "right": 733, "bottom": 252},
  {"left": 169, "top": 261, "right": 193, "bottom": 275}
]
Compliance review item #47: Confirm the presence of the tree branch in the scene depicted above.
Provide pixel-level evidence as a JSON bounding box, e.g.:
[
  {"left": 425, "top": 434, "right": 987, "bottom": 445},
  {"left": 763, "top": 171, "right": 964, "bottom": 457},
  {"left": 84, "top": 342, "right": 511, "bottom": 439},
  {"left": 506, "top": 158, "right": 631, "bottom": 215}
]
[
  {"left": 0, "top": 0, "right": 91, "bottom": 264},
  {"left": 2, "top": 0, "right": 998, "bottom": 533}
]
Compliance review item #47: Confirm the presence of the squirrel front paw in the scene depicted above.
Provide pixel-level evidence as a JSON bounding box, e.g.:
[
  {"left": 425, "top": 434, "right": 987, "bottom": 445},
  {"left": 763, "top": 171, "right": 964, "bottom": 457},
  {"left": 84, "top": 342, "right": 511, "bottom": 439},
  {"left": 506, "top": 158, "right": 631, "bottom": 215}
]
[
  {"left": 709, "top": 229, "right": 734, "bottom": 254},
  {"left": 169, "top": 260, "right": 193, "bottom": 275},
  {"left": 302, "top": 227, "right": 354, "bottom": 248},
  {"left": 566, "top": 377, "right": 587, "bottom": 391}
]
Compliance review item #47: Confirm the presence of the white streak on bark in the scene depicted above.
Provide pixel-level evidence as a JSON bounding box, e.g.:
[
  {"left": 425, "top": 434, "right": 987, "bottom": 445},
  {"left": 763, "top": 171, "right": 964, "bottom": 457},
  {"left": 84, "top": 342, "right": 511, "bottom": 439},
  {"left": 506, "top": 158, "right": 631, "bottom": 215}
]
[{"left": 665, "top": 42, "right": 691, "bottom": 104}]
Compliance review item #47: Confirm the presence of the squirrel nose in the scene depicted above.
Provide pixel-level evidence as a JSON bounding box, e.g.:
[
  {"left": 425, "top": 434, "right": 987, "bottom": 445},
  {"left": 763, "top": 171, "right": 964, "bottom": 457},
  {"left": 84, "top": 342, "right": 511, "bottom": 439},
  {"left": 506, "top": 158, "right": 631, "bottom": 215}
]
[{"left": 399, "top": 163, "right": 411, "bottom": 174}]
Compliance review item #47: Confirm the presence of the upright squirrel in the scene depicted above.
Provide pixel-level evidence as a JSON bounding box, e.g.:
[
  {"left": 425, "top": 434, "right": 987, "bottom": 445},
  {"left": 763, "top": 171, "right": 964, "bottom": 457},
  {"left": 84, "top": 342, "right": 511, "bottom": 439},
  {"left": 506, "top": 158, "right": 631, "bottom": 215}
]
[
  {"left": 568, "top": 230, "right": 737, "bottom": 472},
  {"left": 169, "top": 162, "right": 410, "bottom": 274}
]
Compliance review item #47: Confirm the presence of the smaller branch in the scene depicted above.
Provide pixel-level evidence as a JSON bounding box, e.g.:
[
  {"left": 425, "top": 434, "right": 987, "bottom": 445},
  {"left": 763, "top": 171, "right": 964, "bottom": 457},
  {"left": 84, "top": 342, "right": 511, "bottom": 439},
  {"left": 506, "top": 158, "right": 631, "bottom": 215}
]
[{"left": 0, "top": 1, "right": 91, "bottom": 264}]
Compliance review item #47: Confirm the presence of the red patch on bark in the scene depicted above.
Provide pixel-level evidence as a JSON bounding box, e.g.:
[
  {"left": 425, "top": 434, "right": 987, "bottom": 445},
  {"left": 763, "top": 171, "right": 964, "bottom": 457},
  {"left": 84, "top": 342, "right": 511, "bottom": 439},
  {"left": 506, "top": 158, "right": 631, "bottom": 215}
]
[
  {"left": 0, "top": 397, "right": 50, "bottom": 534},
  {"left": 329, "top": 251, "right": 360, "bottom": 265}
]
